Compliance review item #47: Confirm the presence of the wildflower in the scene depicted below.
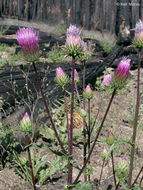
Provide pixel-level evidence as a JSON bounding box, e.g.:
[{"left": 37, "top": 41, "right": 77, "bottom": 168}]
[
  {"left": 55, "top": 67, "right": 68, "bottom": 88},
  {"left": 83, "top": 85, "right": 93, "bottom": 99},
  {"left": 16, "top": 27, "right": 39, "bottom": 62},
  {"left": 115, "top": 156, "right": 128, "bottom": 179},
  {"left": 101, "top": 146, "right": 108, "bottom": 160},
  {"left": 20, "top": 112, "right": 32, "bottom": 133},
  {"left": 65, "top": 25, "right": 82, "bottom": 58},
  {"left": 66, "top": 24, "right": 80, "bottom": 36},
  {"left": 106, "top": 131, "right": 115, "bottom": 145},
  {"left": 132, "top": 20, "right": 143, "bottom": 48},
  {"left": 103, "top": 74, "right": 112, "bottom": 86},
  {"left": 111, "top": 57, "right": 131, "bottom": 89}
]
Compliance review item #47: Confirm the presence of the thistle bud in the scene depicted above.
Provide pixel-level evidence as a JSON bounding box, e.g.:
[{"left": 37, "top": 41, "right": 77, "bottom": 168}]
[
  {"left": 16, "top": 27, "right": 39, "bottom": 62},
  {"left": 101, "top": 146, "right": 108, "bottom": 160},
  {"left": 132, "top": 20, "right": 143, "bottom": 48},
  {"left": 103, "top": 74, "right": 112, "bottom": 86},
  {"left": 55, "top": 67, "right": 68, "bottom": 88},
  {"left": 20, "top": 112, "right": 32, "bottom": 133},
  {"left": 79, "top": 108, "right": 87, "bottom": 118},
  {"left": 115, "top": 156, "right": 128, "bottom": 179},
  {"left": 106, "top": 131, "right": 115, "bottom": 145},
  {"left": 83, "top": 85, "right": 93, "bottom": 100}
]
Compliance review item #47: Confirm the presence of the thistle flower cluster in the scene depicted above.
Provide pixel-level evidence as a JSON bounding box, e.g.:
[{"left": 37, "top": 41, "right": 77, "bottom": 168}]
[
  {"left": 55, "top": 67, "right": 68, "bottom": 88},
  {"left": 65, "top": 24, "right": 85, "bottom": 58},
  {"left": 83, "top": 85, "right": 93, "bottom": 99},
  {"left": 132, "top": 19, "right": 143, "bottom": 48},
  {"left": 20, "top": 112, "right": 32, "bottom": 133},
  {"left": 16, "top": 28, "right": 39, "bottom": 62}
]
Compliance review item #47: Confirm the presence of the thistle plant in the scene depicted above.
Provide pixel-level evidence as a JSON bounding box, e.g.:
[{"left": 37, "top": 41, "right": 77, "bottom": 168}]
[
  {"left": 20, "top": 112, "right": 36, "bottom": 190},
  {"left": 128, "top": 19, "right": 143, "bottom": 188}
]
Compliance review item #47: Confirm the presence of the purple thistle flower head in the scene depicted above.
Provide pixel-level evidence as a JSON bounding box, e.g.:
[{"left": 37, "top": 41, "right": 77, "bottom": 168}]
[
  {"left": 103, "top": 74, "right": 112, "bottom": 86},
  {"left": 115, "top": 57, "right": 131, "bottom": 79},
  {"left": 56, "top": 67, "right": 65, "bottom": 77},
  {"left": 66, "top": 24, "right": 80, "bottom": 36},
  {"left": 84, "top": 85, "right": 93, "bottom": 99},
  {"left": 20, "top": 112, "right": 31, "bottom": 133},
  {"left": 16, "top": 27, "right": 39, "bottom": 61},
  {"left": 108, "top": 131, "right": 113, "bottom": 137}
]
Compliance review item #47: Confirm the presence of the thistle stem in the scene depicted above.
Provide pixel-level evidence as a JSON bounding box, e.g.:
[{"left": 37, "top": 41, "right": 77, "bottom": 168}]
[
  {"left": 63, "top": 89, "right": 70, "bottom": 153},
  {"left": 111, "top": 151, "right": 116, "bottom": 187},
  {"left": 83, "top": 61, "right": 87, "bottom": 182},
  {"left": 128, "top": 49, "right": 141, "bottom": 187},
  {"left": 75, "top": 82, "right": 82, "bottom": 106},
  {"left": 73, "top": 89, "right": 116, "bottom": 184},
  {"left": 68, "top": 57, "right": 75, "bottom": 184},
  {"left": 32, "top": 62, "right": 66, "bottom": 155},
  {"left": 98, "top": 159, "right": 105, "bottom": 186},
  {"left": 131, "top": 166, "right": 143, "bottom": 188},
  {"left": 88, "top": 99, "right": 91, "bottom": 181},
  {"left": 25, "top": 135, "right": 36, "bottom": 190}
]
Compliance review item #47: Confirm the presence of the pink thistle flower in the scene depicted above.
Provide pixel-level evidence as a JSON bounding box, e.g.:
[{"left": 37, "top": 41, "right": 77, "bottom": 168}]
[
  {"left": 103, "top": 74, "right": 112, "bottom": 86},
  {"left": 66, "top": 35, "right": 81, "bottom": 47},
  {"left": 132, "top": 20, "right": 143, "bottom": 48},
  {"left": 55, "top": 67, "right": 68, "bottom": 87},
  {"left": 84, "top": 85, "right": 93, "bottom": 99},
  {"left": 115, "top": 57, "right": 130, "bottom": 79},
  {"left": 23, "top": 112, "right": 30, "bottom": 120},
  {"left": 56, "top": 67, "right": 65, "bottom": 77},
  {"left": 85, "top": 85, "right": 92, "bottom": 92},
  {"left": 16, "top": 27, "right": 39, "bottom": 61},
  {"left": 66, "top": 24, "right": 80, "bottom": 36}
]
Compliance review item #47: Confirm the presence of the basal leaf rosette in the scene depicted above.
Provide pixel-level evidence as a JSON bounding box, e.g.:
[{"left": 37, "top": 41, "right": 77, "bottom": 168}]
[
  {"left": 16, "top": 27, "right": 39, "bottom": 62},
  {"left": 132, "top": 20, "right": 143, "bottom": 48}
]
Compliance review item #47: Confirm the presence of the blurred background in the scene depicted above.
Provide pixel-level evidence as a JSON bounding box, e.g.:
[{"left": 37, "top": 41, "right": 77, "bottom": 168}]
[{"left": 0, "top": 0, "right": 142, "bottom": 35}]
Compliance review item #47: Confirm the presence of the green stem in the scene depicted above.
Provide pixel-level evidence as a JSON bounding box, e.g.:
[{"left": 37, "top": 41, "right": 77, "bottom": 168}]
[{"left": 128, "top": 49, "right": 141, "bottom": 187}]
